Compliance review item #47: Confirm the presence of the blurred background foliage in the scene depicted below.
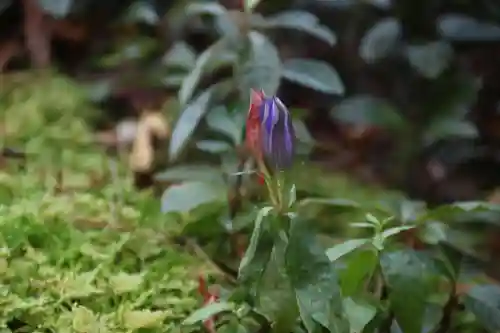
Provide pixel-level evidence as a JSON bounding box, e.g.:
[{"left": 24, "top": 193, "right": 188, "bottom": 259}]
[{"left": 4, "top": 0, "right": 500, "bottom": 205}]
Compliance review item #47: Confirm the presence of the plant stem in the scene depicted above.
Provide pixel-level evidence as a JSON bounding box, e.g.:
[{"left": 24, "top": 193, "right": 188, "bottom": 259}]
[{"left": 436, "top": 283, "right": 458, "bottom": 333}]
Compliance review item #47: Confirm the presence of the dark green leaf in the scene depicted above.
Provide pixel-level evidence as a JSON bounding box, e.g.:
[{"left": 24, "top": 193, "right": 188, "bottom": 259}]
[
  {"left": 0, "top": 0, "right": 12, "bottom": 14},
  {"left": 286, "top": 219, "right": 349, "bottom": 333},
  {"left": 423, "top": 118, "right": 478, "bottom": 146},
  {"left": 438, "top": 14, "right": 500, "bottom": 42},
  {"left": 206, "top": 106, "right": 243, "bottom": 144},
  {"left": 161, "top": 181, "right": 225, "bottom": 214},
  {"left": 359, "top": 17, "right": 402, "bottom": 63},
  {"left": 169, "top": 89, "right": 212, "bottom": 161},
  {"left": 196, "top": 140, "right": 233, "bottom": 153},
  {"left": 406, "top": 41, "right": 453, "bottom": 79},
  {"left": 381, "top": 250, "right": 438, "bottom": 333},
  {"left": 293, "top": 119, "right": 315, "bottom": 144},
  {"left": 261, "top": 10, "right": 337, "bottom": 46},
  {"left": 179, "top": 39, "right": 236, "bottom": 105},
  {"left": 238, "top": 31, "right": 282, "bottom": 97},
  {"left": 424, "top": 201, "right": 500, "bottom": 222},
  {"left": 463, "top": 284, "right": 500, "bottom": 333},
  {"left": 218, "top": 321, "right": 249, "bottom": 333},
  {"left": 282, "top": 59, "right": 345, "bottom": 95},
  {"left": 125, "top": 1, "right": 159, "bottom": 25},
  {"left": 343, "top": 297, "right": 377, "bottom": 333},
  {"left": 186, "top": 2, "right": 227, "bottom": 16},
  {"left": 339, "top": 249, "right": 378, "bottom": 296},
  {"left": 155, "top": 165, "right": 225, "bottom": 185},
  {"left": 332, "top": 95, "right": 404, "bottom": 130},
  {"left": 162, "top": 42, "right": 197, "bottom": 70},
  {"left": 37, "top": 0, "right": 73, "bottom": 18},
  {"left": 381, "top": 225, "right": 415, "bottom": 240},
  {"left": 326, "top": 239, "right": 370, "bottom": 262},
  {"left": 183, "top": 301, "right": 233, "bottom": 325},
  {"left": 257, "top": 234, "right": 298, "bottom": 333}
]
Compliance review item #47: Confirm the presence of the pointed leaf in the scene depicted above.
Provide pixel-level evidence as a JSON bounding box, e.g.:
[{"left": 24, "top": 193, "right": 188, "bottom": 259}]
[
  {"left": 360, "top": 17, "right": 402, "bottom": 63},
  {"left": 206, "top": 106, "right": 243, "bottom": 144},
  {"left": 163, "top": 42, "right": 197, "bottom": 70},
  {"left": 196, "top": 140, "right": 233, "bottom": 153},
  {"left": 326, "top": 239, "right": 370, "bottom": 262},
  {"left": 381, "top": 225, "right": 415, "bottom": 240},
  {"left": 332, "top": 95, "right": 404, "bottom": 131},
  {"left": 406, "top": 41, "right": 453, "bottom": 79},
  {"left": 183, "top": 302, "right": 233, "bottom": 325},
  {"left": 169, "top": 89, "right": 212, "bottom": 161},
  {"left": 262, "top": 10, "right": 337, "bottom": 46},
  {"left": 282, "top": 59, "right": 345, "bottom": 95},
  {"left": 161, "top": 181, "right": 225, "bottom": 214},
  {"left": 156, "top": 165, "right": 225, "bottom": 185},
  {"left": 381, "top": 250, "right": 438, "bottom": 333},
  {"left": 423, "top": 118, "right": 478, "bottom": 146},
  {"left": 463, "top": 284, "right": 500, "bottom": 333},
  {"left": 238, "top": 207, "right": 274, "bottom": 284},
  {"left": 343, "top": 297, "right": 377, "bottom": 333},
  {"left": 238, "top": 31, "right": 282, "bottom": 97},
  {"left": 179, "top": 39, "right": 236, "bottom": 105},
  {"left": 438, "top": 14, "right": 500, "bottom": 42}
]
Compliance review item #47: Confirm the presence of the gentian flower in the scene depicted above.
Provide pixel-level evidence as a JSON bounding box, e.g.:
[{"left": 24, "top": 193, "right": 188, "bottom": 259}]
[{"left": 245, "top": 89, "right": 295, "bottom": 171}]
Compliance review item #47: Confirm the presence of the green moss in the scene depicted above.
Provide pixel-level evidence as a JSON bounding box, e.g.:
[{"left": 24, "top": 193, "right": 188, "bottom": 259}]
[{"left": 0, "top": 72, "right": 203, "bottom": 333}]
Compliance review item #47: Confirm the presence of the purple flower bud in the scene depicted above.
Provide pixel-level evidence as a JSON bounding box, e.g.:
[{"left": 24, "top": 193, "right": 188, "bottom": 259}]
[{"left": 259, "top": 96, "right": 295, "bottom": 170}]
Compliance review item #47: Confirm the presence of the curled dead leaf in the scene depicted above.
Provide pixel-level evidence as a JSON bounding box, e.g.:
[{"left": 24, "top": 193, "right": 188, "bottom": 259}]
[{"left": 129, "top": 111, "right": 170, "bottom": 173}]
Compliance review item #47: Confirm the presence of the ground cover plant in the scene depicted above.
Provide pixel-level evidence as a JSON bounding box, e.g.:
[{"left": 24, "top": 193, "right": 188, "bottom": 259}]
[{"left": 0, "top": 73, "right": 206, "bottom": 333}]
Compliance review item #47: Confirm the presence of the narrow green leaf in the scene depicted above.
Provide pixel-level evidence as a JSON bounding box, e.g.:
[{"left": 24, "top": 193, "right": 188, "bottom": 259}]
[
  {"left": 326, "top": 239, "right": 370, "bottom": 262},
  {"left": 183, "top": 301, "right": 233, "bottom": 325},
  {"left": 179, "top": 39, "right": 236, "bottom": 105},
  {"left": 238, "top": 207, "right": 273, "bottom": 282},
  {"left": 381, "top": 225, "right": 415, "bottom": 240},
  {"left": 169, "top": 89, "right": 212, "bottom": 160},
  {"left": 282, "top": 59, "right": 345, "bottom": 95}
]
